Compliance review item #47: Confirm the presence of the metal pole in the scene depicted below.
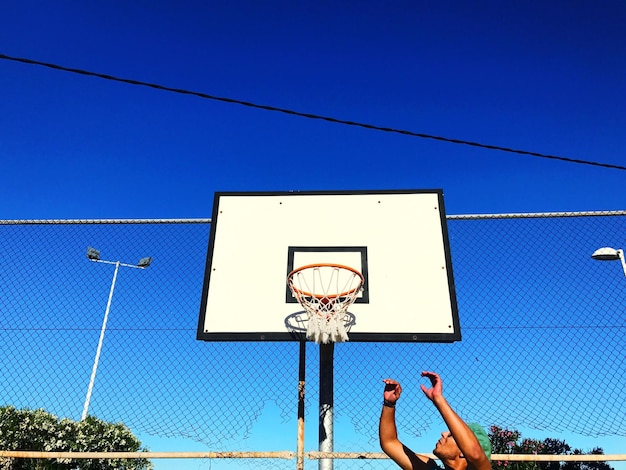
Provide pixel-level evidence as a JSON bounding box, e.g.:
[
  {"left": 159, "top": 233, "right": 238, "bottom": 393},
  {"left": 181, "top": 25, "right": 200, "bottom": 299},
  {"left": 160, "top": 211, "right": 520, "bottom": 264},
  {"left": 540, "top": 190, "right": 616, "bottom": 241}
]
[
  {"left": 618, "top": 249, "right": 626, "bottom": 277},
  {"left": 297, "top": 340, "right": 306, "bottom": 470},
  {"left": 81, "top": 261, "right": 120, "bottom": 420},
  {"left": 319, "top": 342, "right": 334, "bottom": 470}
]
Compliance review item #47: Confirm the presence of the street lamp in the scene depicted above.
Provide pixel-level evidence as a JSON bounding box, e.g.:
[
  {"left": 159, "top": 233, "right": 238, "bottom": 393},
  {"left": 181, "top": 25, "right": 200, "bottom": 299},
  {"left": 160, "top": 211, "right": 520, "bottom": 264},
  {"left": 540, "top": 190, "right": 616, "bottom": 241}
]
[
  {"left": 81, "top": 247, "right": 152, "bottom": 421},
  {"left": 591, "top": 246, "right": 626, "bottom": 277}
]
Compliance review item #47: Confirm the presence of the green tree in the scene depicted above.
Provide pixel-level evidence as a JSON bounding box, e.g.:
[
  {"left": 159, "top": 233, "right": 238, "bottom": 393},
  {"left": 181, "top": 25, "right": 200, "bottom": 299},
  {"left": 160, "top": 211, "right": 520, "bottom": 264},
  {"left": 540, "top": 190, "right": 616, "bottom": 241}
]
[
  {"left": 488, "top": 425, "right": 613, "bottom": 470},
  {"left": 0, "top": 407, "right": 152, "bottom": 470}
]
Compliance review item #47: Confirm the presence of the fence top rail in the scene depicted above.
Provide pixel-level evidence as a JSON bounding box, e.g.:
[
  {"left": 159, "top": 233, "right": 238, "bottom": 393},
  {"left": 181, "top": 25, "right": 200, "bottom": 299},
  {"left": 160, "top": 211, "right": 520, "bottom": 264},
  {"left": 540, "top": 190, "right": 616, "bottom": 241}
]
[
  {"left": 1, "top": 210, "right": 625, "bottom": 225},
  {"left": 447, "top": 210, "right": 626, "bottom": 220},
  {"left": 0, "top": 218, "right": 212, "bottom": 225}
]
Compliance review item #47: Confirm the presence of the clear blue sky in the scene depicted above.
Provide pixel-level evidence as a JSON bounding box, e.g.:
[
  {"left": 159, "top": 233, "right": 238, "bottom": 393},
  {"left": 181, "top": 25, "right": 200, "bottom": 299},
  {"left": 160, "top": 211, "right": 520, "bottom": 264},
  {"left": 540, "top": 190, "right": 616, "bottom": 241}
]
[
  {"left": 1, "top": 1, "right": 625, "bottom": 220},
  {"left": 1, "top": 1, "right": 625, "bottom": 469}
]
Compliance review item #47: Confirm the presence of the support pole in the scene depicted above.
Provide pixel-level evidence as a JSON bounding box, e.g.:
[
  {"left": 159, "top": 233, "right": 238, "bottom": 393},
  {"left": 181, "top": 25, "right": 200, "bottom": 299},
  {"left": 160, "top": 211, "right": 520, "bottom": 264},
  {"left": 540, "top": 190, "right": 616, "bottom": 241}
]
[
  {"left": 319, "top": 342, "right": 334, "bottom": 470},
  {"left": 82, "top": 261, "right": 120, "bottom": 420},
  {"left": 618, "top": 249, "right": 626, "bottom": 276},
  {"left": 297, "top": 341, "right": 306, "bottom": 470}
]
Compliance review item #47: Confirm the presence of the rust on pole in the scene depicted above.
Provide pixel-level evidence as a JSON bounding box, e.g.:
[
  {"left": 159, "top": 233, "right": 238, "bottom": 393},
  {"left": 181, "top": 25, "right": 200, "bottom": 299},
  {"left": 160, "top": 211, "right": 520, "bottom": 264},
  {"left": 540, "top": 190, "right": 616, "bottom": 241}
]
[{"left": 297, "top": 340, "right": 306, "bottom": 470}]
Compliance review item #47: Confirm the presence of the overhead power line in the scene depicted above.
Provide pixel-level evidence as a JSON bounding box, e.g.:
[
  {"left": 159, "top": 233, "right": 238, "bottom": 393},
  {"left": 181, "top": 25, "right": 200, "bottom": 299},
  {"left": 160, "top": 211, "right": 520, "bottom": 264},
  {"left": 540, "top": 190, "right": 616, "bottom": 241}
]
[{"left": 1, "top": 53, "right": 624, "bottom": 171}]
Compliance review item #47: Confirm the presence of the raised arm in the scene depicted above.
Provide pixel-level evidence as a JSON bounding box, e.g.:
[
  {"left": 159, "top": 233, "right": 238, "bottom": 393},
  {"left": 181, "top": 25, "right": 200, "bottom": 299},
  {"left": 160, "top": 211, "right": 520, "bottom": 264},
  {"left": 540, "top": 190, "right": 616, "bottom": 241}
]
[
  {"left": 420, "top": 372, "right": 491, "bottom": 470},
  {"left": 379, "top": 379, "right": 433, "bottom": 470}
]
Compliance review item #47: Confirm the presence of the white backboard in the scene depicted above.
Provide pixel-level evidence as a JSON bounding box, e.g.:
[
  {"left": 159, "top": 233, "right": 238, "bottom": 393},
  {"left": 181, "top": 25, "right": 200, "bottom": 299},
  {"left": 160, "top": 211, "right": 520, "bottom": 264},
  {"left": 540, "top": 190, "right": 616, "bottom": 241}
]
[{"left": 197, "top": 190, "right": 461, "bottom": 342}]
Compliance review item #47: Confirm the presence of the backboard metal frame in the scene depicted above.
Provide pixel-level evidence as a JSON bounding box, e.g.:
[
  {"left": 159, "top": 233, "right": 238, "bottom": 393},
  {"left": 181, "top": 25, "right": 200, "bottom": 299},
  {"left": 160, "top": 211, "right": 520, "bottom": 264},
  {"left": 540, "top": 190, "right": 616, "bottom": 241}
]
[{"left": 197, "top": 189, "right": 461, "bottom": 343}]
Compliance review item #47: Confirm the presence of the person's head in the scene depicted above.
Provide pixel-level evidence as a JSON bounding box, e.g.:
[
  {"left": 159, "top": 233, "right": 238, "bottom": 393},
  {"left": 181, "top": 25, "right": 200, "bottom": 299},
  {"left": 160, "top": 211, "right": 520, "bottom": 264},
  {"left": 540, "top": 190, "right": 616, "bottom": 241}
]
[
  {"left": 433, "top": 424, "right": 492, "bottom": 467},
  {"left": 433, "top": 431, "right": 462, "bottom": 463}
]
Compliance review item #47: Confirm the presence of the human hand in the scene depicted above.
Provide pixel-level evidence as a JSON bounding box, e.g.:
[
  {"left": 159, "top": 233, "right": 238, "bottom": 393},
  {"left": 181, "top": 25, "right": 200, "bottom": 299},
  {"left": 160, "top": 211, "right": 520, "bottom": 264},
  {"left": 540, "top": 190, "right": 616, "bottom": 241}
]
[
  {"left": 382, "top": 378, "right": 402, "bottom": 404},
  {"left": 419, "top": 371, "right": 443, "bottom": 402}
]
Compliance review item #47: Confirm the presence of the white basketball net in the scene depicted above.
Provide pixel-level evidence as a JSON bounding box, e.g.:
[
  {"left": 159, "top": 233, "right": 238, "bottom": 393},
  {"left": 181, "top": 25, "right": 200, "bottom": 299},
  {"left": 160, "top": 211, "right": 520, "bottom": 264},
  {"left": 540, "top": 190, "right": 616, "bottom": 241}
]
[{"left": 287, "top": 264, "right": 364, "bottom": 344}]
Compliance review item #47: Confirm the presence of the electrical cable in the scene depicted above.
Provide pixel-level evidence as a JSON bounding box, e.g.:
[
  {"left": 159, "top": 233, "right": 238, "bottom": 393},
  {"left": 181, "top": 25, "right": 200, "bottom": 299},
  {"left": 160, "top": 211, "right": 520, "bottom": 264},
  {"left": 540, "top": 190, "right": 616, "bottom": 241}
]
[{"left": 1, "top": 53, "right": 624, "bottom": 171}]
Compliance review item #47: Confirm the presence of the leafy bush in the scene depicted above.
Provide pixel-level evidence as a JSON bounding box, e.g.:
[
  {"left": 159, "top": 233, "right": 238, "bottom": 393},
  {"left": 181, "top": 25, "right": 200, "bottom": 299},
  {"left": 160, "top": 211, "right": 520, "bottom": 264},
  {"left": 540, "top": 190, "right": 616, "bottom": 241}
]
[
  {"left": 488, "top": 425, "right": 612, "bottom": 470},
  {"left": 0, "top": 407, "right": 152, "bottom": 470}
]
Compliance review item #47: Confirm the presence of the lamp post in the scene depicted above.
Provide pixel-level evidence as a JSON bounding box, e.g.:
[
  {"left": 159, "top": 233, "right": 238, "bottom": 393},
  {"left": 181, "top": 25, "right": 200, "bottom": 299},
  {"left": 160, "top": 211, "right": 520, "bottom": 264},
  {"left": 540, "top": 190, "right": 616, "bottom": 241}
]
[
  {"left": 591, "top": 247, "right": 626, "bottom": 277},
  {"left": 81, "top": 247, "right": 152, "bottom": 421}
]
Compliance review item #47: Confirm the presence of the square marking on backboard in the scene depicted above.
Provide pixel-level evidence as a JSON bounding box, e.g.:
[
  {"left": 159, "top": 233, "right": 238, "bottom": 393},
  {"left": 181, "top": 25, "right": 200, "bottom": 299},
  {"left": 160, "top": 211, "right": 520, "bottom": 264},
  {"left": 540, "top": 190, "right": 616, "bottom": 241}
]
[{"left": 286, "top": 246, "right": 369, "bottom": 303}]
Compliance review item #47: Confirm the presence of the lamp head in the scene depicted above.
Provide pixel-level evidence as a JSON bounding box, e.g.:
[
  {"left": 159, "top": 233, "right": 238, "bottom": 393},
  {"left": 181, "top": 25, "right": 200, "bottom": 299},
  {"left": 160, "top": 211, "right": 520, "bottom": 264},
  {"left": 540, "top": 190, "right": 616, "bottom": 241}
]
[
  {"left": 137, "top": 257, "right": 152, "bottom": 268},
  {"left": 591, "top": 247, "right": 621, "bottom": 261},
  {"left": 86, "top": 247, "right": 101, "bottom": 261}
]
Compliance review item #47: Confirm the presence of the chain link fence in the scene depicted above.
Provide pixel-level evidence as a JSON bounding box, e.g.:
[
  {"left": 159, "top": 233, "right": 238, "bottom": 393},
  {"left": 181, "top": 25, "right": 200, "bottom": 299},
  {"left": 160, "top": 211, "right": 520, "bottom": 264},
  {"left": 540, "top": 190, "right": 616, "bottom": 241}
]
[{"left": 0, "top": 212, "right": 624, "bottom": 468}]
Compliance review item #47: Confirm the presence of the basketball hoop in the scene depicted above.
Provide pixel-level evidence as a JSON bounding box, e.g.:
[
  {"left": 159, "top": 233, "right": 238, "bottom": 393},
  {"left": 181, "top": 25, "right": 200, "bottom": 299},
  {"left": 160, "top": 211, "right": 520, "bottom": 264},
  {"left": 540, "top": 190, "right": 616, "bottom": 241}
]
[{"left": 287, "top": 263, "right": 364, "bottom": 344}]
